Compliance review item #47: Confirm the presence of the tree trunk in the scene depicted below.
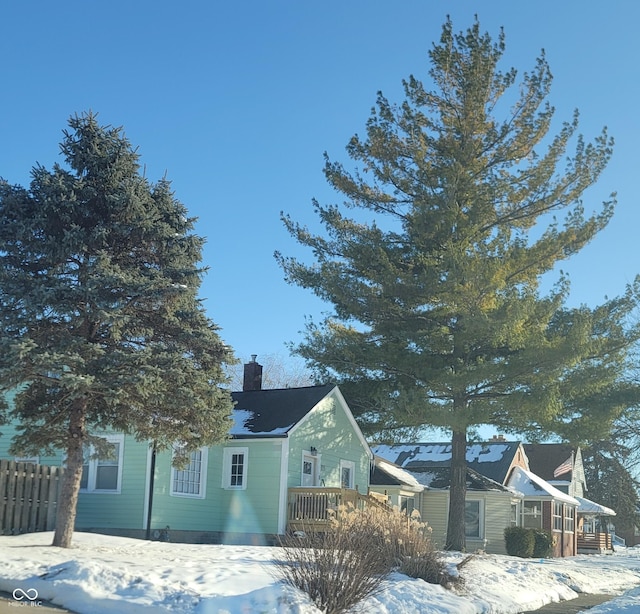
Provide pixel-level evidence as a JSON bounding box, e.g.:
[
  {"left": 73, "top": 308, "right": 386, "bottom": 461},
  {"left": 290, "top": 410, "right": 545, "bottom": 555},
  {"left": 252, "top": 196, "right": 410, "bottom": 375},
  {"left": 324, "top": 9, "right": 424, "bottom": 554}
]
[
  {"left": 52, "top": 399, "right": 87, "bottom": 548},
  {"left": 445, "top": 428, "right": 467, "bottom": 551}
]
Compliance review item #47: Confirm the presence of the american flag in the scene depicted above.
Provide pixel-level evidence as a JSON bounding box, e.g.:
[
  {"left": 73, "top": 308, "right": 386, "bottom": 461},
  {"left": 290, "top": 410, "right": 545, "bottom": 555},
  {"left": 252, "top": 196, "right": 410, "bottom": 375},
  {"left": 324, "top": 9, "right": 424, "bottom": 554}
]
[{"left": 553, "top": 455, "right": 573, "bottom": 478}]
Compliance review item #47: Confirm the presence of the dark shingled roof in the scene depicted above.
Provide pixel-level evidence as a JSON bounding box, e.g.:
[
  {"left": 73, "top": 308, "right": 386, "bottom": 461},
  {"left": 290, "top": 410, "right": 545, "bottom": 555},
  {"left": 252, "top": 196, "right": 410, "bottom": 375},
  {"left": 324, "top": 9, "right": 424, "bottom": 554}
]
[
  {"left": 409, "top": 467, "right": 513, "bottom": 491},
  {"left": 230, "top": 384, "right": 336, "bottom": 438},
  {"left": 523, "top": 444, "right": 575, "bottom": 481},
  {"left": 374, "top": 442, "right": 522, "bottom": 484}
]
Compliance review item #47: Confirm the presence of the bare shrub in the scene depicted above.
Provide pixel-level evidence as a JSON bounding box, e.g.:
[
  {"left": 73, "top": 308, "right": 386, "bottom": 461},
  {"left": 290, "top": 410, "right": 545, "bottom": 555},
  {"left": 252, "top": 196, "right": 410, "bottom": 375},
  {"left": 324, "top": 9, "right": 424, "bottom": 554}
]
[
  {"left": 276, "top": 505, "right": 391, "bottom": 614},
  {"left": 276, "top": 504, "right": 454, "bottom": 613},
  {"left": 381, "top": 508, "right": 456, "bottom": 587}
]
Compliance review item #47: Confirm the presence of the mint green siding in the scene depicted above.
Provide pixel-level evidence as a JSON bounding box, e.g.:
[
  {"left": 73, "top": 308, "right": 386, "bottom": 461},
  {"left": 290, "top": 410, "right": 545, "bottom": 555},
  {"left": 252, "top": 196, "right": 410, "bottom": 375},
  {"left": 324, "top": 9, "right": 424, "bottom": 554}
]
[
  {"left": 0, "top": 410, "right": 148, "bottom": 530},
  {"left": 148, "top": 439, "right": 284, "bottom": 535},
  {"left": 211, "top": 440, "right": 283, "bottom": 535},
  {"left": 75, "top": 435, "right": 148, "bottom": 530},
  {"left": 2, "top": 386, "right": 372, "bottom": 537},
  {"left": 287, "top": 390, "right": 371, "bottom": 492}
]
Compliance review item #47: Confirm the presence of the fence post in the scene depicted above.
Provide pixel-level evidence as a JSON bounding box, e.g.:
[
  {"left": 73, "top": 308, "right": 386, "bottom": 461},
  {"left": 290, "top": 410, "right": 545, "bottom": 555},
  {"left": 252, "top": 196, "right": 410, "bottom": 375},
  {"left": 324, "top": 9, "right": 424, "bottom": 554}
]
[{"left": 0, "top": 460, "right": 8, "bottom": 534}]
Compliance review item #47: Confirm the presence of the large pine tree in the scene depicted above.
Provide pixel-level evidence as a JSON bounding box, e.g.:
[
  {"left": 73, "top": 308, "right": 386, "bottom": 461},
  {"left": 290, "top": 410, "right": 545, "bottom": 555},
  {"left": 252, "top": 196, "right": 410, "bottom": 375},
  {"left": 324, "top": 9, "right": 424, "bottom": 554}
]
[
  {"left": 0, "top": 113, "right": 234, "bottom": 548},
  {"left": 583, "top": 442, "right": 640, "bottom": 537},
  {"left": 277, "top": 20, "right": 640, "bottom": 550}
]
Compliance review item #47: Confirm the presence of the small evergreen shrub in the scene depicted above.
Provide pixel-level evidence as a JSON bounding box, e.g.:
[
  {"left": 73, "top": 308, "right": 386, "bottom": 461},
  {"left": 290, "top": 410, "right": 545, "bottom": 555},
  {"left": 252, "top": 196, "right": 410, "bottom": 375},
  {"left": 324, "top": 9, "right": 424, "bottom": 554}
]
[
  {"left": 504, "top": 527, "right": 556, "bottom": 558},
  {"left": 532, "top": 530, "right": 555, "bottom": 558},
  {"left": 504, "top": 526, "right": 535, "bottom": 557}
]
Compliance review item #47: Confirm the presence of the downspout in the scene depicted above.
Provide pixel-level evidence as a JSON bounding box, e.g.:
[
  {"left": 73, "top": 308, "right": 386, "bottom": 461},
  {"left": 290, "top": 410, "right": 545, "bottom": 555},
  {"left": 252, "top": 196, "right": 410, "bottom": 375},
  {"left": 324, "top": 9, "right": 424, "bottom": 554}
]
[{"left": 145, "top": 442, "right": 157, "bottom": 540}]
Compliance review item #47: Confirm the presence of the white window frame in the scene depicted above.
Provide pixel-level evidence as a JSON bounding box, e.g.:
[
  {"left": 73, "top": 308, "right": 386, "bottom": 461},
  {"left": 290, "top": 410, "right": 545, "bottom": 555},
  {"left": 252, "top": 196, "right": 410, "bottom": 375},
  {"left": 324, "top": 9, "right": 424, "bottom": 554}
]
[
  {"left": 339, "top": 460, "right": 356, "bottom": 489},
  {"left": 552, "top": 501, "right": 563, "bottom": 531},
  {"left": 564, "top": 506, "right": 575, "bottom": 533},
  {"left": 80, "top": 434, "right": 124, "bottom": 494},
  {"left": 301, "top": 451, "right": 321, "bottom": 487},
  {"left": 522, "top": 500, "right": 543, "bottom": 529},
  {"left": 222, "top": 447, "right": 248, "bottom": 490},
  {"left": 510, "top": 501, "right": 520, "bottom": 527},
  {"left": 171, "top": 447, "right": 208, "bottom": 499}
]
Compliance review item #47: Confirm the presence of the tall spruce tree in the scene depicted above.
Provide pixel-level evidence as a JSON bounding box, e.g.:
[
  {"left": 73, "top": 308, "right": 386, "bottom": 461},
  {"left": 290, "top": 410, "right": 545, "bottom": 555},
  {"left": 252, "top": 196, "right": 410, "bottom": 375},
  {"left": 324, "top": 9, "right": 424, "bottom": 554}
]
[
  {"left": 0, "top": 113, "right": 234, "bottom": 548},
  {"left": 582, "top": 442, "right": 640, "bottom": 538},
  {"left": 276, "top": 20, "right": 640, "bottom": 550}
]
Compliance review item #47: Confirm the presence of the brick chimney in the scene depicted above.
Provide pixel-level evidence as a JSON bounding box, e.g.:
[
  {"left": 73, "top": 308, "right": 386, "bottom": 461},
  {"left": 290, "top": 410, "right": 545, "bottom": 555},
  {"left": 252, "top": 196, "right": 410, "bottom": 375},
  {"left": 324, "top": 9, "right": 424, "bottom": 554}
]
[{"left": 243, "top": 355, "right": 263, "bottom": 391}]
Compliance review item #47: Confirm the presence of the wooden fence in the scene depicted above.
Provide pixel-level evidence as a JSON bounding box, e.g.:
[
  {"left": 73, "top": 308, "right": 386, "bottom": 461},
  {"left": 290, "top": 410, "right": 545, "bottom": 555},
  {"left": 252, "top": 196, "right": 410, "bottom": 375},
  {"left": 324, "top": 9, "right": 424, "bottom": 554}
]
[{"left": 0, "top": 460, "right": 63, "bottom": 535}]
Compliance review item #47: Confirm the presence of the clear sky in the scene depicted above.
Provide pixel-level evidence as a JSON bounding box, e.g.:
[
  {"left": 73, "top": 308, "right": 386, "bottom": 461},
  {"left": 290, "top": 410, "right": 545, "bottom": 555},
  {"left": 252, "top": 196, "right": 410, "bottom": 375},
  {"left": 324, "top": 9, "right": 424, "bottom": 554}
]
[{"left": 1, "top": 1, "right": 639, "bottom": 371}]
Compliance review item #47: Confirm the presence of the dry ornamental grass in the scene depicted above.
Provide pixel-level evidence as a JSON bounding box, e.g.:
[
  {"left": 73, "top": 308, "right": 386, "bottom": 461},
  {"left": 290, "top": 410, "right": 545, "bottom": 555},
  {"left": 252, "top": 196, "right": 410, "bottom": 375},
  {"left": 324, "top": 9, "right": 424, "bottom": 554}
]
[{"left": 276, "top": 504, "right": 455, "bottom": 614}]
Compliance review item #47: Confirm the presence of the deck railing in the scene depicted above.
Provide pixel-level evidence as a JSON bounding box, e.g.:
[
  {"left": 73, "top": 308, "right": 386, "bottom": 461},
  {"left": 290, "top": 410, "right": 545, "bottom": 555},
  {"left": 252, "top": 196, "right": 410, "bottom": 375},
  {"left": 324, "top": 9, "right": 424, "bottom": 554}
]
[
  {"left": 287, "top": 487, "right": 389, "bottom": 532},
  {"left": 577, "top": 531, "right": 613, "bottom": 553}
]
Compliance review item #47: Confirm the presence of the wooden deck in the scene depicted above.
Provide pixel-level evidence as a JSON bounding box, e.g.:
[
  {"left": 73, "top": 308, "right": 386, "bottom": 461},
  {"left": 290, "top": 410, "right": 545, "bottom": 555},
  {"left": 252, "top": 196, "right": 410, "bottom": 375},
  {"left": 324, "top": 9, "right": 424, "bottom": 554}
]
[
  {"left": 577, "top": 531, "right": 613, "bottom": 554},
  {"left": 287, "top": 487, "right": 389, "bottom": 532}
]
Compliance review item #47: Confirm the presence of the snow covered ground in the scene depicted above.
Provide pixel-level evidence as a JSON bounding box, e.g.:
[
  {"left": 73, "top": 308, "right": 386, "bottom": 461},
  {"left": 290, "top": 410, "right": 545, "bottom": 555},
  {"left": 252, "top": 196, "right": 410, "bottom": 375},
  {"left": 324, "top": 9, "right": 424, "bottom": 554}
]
[{"left": 1, "top": 532, "right": 640, "bottom": 613}]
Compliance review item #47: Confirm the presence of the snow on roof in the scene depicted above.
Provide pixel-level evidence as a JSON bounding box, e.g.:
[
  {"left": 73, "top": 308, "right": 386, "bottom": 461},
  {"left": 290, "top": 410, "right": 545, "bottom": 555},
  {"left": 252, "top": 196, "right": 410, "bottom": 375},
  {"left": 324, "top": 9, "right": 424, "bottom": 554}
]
[
  {"left": 467, "top": 443, "right": 512, "bottom": 463},
  {"left": 230, "top": 409, "right": 294, "bottom": 436},
  {"left": 374, "top": 456, "right": 423, "bottom": 490},
  {"left": 507, "top": 467, "right": 578, "bottom": 505},
  {"left": 230, "top": 384, "right": 335, "bottom": 437},
  {"left": 411, "top": 471, "right": 441, "bottom": 489},
  {"left": 372, "top": 441, "right": 522, "bottom": 484},
  {"left": 373, "top": 442, "right": 514, "bottom": 465},
  {"left": 575, "top": 496, "right": 616, "bottom": 516}
]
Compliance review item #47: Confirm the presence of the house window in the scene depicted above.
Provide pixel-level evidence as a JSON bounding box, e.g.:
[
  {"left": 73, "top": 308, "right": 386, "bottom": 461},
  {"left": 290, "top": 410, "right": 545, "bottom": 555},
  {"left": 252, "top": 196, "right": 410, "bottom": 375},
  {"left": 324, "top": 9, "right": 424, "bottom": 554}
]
[
  {"left": 400, "top": 496, "right": 415, "bottom": 516},
  {"left": 465, "top": 500, "right": 482, "bottom": 538},
  {"left": 553, "top": 502, "right": 563, "bottom": 531},
  {"left": 79, "top": 435, "right": 124, "bottom": 494},
  {"left": 171, "top": 448, "right": 207, "bottom": 498},
  {"left": 340, "top": 460, "right": 355, "bottom": 489},
  {"left": 523, "top": 501, "right": 543, "bottom": 529},
  {"left": 564, "top": 506, "right": 575, "bottom": 532},
  {"left": 301, "top": 452, "right": 320, "bottom": 487},
  {"left": 80, "top": 448, "right": 89, "bottom": 490},
  {"left": 223, "top": 447, "right": 248, "bottom": 490}
]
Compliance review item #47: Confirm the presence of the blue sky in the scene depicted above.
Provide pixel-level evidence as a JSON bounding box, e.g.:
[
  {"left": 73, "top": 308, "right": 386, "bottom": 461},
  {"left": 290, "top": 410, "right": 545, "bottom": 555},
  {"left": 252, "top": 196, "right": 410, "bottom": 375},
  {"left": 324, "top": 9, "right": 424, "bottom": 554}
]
[{"left": 1, "top": 1, "right": 639, "bottom": 372}]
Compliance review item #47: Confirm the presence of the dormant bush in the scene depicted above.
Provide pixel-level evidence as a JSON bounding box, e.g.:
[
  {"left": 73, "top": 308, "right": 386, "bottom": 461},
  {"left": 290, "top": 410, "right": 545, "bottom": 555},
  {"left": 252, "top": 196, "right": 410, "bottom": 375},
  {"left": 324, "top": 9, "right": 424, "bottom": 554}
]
[{"left": 276, "top": 504, "right": 452, "bottom": 613}]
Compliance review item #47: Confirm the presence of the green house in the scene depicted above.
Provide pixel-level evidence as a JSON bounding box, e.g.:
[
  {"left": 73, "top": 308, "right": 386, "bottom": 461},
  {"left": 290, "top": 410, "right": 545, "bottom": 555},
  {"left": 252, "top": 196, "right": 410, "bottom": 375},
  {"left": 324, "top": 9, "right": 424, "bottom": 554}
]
[{"left": 1, "top": 373, "right": 373, "bottom": 543}]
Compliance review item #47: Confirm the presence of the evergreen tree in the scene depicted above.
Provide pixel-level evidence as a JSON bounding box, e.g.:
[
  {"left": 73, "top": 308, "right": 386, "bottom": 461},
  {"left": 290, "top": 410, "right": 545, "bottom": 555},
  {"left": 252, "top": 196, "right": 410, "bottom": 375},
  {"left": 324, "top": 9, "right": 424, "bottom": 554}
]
[
  {"left": 0, "top": 113, "right": 234, "bottom": 548},
  {"left": 610, "top": 403, "right": 640, "bottom": 475},
  {"left": 276, "top": 20, "right": 640, "bottom": 550},
  {"left": 583, "top": 443, "right": 640, "bottom": 536}
]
